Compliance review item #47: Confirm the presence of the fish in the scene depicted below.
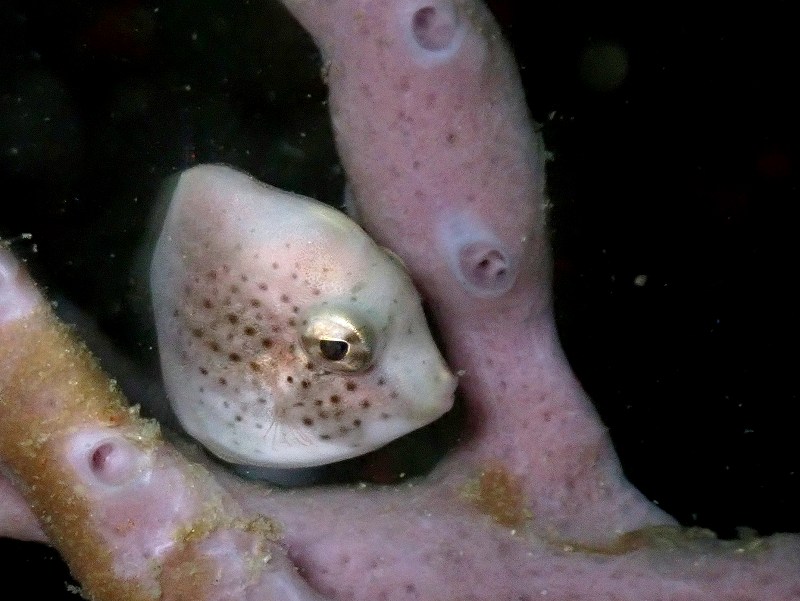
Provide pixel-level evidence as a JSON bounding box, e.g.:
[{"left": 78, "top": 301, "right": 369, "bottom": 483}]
[{"left": 150, "top": 164, "right": 456, "bottom": 468}]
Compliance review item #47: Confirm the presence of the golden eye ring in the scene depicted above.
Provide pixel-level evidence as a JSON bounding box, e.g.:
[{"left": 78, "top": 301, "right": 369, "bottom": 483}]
[{"left": 300, "top": 309, "right": 375, "bottom": 372}]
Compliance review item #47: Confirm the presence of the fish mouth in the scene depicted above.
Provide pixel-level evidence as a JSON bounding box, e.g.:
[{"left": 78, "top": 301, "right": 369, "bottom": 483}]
[{"left": 414, "top": 363, "right": 457, "bottom": 422}]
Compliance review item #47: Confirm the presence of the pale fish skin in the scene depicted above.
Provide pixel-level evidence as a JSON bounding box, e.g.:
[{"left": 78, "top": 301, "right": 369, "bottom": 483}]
[{"left": 150, "top": 164, "right": 456, "bottom": 468}]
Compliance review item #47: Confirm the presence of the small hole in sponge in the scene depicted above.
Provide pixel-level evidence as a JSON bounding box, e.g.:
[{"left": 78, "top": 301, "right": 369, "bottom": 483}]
[
  {"left": 411, "top": 5, "right": 459, "bottom": 52},
  {"left": 90, "top": 442, "right": 115, "bottom": 473},
  {"left": 458, "top": 242, "right": 515, "bottom": 295},
  {"left": 88, "top": 439, "right": 138, "bottom": 486}
]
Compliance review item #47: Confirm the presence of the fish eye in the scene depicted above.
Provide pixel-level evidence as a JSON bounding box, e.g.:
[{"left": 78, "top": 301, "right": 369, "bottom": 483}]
[
  {"left": 301, "top": 310, "right": 375, "bottom": 372},
  {"left": 319, "top": 339, "right": 350, "bottom": 361}
]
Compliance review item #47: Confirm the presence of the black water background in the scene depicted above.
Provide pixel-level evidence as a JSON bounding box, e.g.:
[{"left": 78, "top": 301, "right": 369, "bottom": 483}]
[{"left": 1, "top": 0, "right": 798, "bottom": 596}]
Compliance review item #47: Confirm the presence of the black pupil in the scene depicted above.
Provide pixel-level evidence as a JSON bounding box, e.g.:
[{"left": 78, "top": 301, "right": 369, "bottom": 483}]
[{"left": 319, "top": 339, "right": 349, "bottom": 361}]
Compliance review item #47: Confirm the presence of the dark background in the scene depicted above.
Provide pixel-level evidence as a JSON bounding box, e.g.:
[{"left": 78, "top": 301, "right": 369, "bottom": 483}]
[{"left": 1, "top": 0, "right": 798, "bottom": 596}]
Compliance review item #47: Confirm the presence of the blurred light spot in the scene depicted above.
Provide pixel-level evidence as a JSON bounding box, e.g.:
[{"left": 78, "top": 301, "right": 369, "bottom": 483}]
[{"left": 579, "top": 41, "right": 629, "bottom": 92}]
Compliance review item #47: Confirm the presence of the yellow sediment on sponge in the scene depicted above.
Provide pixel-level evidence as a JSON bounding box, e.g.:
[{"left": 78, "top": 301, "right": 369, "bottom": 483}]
[
  {"left": 461, "top": 464, "right": 531, "bottom": 528},
  {"left": 0, "top": 306, "right": 152, "bottom": 449},
  {"left": 0, "top": 303, "right": 286, "bottom": 601},
  {"left": 0, "top": 304, "right": 163, "bottom": 601}
]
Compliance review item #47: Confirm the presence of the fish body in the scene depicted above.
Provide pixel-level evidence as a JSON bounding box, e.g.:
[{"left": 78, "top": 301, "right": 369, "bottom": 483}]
[{"left": 151, "top": 164, "right": 455, "bottom": 468}]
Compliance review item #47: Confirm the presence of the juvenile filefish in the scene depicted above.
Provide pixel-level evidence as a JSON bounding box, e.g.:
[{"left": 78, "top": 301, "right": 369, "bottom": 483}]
[{"left": 150, "top": 164, "right": 455, "bottom": 468}]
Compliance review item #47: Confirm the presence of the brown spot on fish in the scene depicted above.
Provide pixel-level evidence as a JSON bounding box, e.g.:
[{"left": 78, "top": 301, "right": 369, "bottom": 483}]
[{"left": 150, "top": 164, "right": 456, "bottom": 469}]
